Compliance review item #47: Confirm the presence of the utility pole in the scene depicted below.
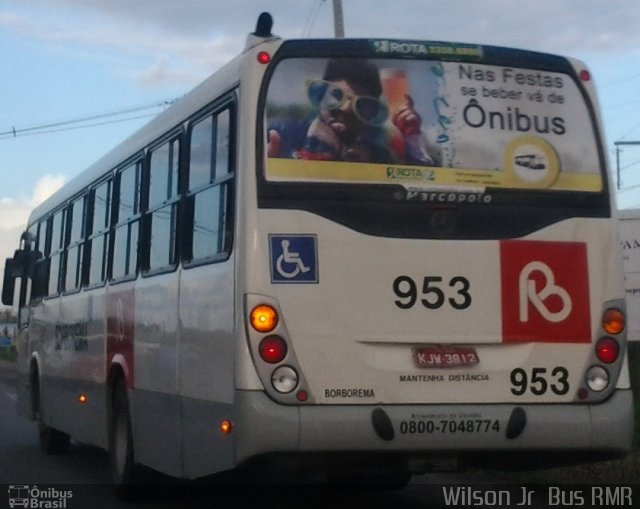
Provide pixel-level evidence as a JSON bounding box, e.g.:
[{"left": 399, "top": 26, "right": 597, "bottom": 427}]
[
  {"left": 333, "top": 0, "right": 345, "bottom": 38},
  {"left": 615, "top": 141, "right": 640, "bottom": 190}
]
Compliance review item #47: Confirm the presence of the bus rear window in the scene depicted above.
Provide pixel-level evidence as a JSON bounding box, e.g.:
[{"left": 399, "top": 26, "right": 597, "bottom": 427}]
[{"left": 265, "top": 57, "right": 603, "bottom": 194}]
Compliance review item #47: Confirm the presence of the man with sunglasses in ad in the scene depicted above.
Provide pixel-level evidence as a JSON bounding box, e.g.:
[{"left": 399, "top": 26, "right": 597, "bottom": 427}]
[{"left": 267, "top": 58, "right": 435, "bottom": 165}]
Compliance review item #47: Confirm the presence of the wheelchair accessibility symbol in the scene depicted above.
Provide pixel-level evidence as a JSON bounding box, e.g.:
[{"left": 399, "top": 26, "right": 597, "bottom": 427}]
[{"left": 269, "top": 235, "right": 318, "bottom": 283}]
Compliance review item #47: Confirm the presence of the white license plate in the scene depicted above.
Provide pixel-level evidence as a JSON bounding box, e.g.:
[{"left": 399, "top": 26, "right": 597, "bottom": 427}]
[{"left": 413, "top": 347, "right": 479, "bottom": 368}]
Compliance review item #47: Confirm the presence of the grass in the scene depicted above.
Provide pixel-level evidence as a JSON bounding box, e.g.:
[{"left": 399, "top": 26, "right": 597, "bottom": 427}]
[{"left": 0, "top": 346, "right": 17, "bottom": 363}]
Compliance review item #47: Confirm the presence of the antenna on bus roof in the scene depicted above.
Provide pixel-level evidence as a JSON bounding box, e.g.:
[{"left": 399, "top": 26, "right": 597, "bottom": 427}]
[
  {"left": 245, "top": 12, "right": 277, "bottom": 51},
  {"left": 253, "top": 12, "right": 273, "bottom": 37}
]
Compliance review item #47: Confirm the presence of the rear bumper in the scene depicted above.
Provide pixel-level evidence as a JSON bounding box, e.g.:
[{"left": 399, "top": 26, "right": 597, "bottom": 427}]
[{"left": 234, "top": 389, "right": 634, "bottom": 470}]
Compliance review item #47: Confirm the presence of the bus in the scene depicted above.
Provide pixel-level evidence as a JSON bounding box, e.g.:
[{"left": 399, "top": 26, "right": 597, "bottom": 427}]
[{"left": 2, "top": 12, "right": 634, "bottom": 490}]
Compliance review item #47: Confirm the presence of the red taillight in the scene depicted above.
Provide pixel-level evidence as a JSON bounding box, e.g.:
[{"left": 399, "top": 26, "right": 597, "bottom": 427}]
[
  {"left": 259, "top": 335, "right": 287, "bottom": 364},
  {"left": 596, "top": 337, "right": 619, "bottom": 364}
]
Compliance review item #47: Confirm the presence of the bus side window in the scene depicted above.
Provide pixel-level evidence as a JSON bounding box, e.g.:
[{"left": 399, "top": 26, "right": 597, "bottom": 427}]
[
  {"left": 186, "top": 106, "right": 234, "bottom": 264},
  {"left": 47, "top": 209, "right": 65, "bottom": 297},
  {"left": 25, "top": 222, "right": 39, "bottom": 304},
  {"left": 31, "top": 219, "right": 48, "bottom": 301},
  {"left": 112, "top": 163, "right": 141, "bottom": 281},
  {"left": 64, "top": 195, "right": 86, "bottom": 293},
  {"left": 88, "top": 178, "right": 112, "bottom": 286},
  {"left": 146, "top": 138, "right": 180, "bottom": 273}
]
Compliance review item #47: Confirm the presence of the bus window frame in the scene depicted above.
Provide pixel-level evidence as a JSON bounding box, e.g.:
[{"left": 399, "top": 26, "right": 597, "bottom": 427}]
[
  {"left": 182, "top": 96, "right": 237, "bottom": 270},
  {"left": 141, "top": 128, "right": 184, "bottom": 278},
  {"left": 85, "top": 174, "right": 114, "bottom": 290},
  {"left": 43, "top": 207, "right": 67, "bottom": 300},
  {"left": 110, "top": 156, "right": 144, "bottom": 285},
  {"left": 61, "top": 192, "right": 88, "bottom": 296},
  {"left": 28, "top": 218, "right": 49, "bottom": 304}
]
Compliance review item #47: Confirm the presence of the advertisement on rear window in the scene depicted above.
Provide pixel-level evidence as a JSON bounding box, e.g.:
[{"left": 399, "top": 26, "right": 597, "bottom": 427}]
[{"left": 265, "top": 57, "right": 602, "bottom": 193}]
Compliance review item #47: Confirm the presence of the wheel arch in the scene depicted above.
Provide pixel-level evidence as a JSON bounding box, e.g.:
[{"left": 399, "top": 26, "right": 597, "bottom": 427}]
[{"left": 107, "top": 355, "right": 131, "bottom": 419}]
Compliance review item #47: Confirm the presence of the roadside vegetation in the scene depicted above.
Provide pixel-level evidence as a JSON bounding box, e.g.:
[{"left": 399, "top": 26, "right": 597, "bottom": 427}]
[
  {"left": 0, "top": 309, "right": 17, "bottom": 363},
  {"left": 0, "top": 346, "right": 17, "bottom": 363}
]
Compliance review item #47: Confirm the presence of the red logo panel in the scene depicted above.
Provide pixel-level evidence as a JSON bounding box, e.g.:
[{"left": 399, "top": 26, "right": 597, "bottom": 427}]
[{"left": 500, "top": 240, "right": 591, "bottom": 343}]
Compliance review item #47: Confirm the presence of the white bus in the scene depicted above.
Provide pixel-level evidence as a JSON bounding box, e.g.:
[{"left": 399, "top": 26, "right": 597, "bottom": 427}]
[{"left": 2, "top": 13, "right": 634, "bottom": 490}]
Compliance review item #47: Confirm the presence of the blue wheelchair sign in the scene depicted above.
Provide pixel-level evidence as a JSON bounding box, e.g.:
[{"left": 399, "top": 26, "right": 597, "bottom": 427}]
[{"left": 269, "top": 235, "right": 318, "bottom": 284}]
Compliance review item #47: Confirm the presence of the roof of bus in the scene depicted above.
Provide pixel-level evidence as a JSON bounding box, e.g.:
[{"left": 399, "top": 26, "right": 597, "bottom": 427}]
[{"left": 28, "top": 49, "right": 245, "bottom": 226}]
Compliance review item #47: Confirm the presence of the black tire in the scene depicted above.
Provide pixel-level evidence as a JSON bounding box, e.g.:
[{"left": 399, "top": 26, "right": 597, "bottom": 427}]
[
  {"left": 109, "top": 380, "right": 148, "bottom": 500},
  {"left": 38, "top": 420, "right": 71, "bottom": 455}
]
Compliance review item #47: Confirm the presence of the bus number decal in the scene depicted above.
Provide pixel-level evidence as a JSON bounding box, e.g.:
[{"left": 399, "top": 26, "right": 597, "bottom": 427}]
[
  {"left": 393, "top": 275, "right": 472, "bottom": 310},
  {"left": 399, "top": 419, "right": 500, "bottom": 434},
  {"left": 510, "top": 366, "right": 570, "bottom": 396}
]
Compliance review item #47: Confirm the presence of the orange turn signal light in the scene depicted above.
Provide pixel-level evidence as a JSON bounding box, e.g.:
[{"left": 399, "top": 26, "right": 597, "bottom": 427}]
[
  {"left": 220, "top": 420, "right": 233, "bottom": 434},
  {"left": 602, "top": 308, "right": 625, "bottom": 335},
  {"left": 78, "top": 393, "right": 88, "bottom": 404},
  {"left": 250, "top": 304, "right": 279, "bottom": 333}
]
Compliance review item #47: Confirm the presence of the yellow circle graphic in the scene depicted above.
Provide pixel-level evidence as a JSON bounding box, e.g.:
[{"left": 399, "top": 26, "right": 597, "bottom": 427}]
[{"left": 502, "top": 136, "right": 560, "bottom": 189}]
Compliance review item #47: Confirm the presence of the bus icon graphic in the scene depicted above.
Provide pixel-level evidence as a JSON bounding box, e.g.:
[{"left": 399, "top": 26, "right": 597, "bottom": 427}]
[
  {"left": 8, "top": 485, "right": 30, "bottom": 508},
  {"left": 269, "top": 235, "right": 318, "bottom": 283}
]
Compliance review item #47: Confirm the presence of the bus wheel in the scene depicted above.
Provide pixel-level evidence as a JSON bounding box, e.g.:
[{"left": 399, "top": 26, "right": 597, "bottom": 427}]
[
  {"left": 34, "top": 379, "right": 70, "bottom": 455},
  {"left": 109, "top": 380, "right": 146, "bottom": 499}
]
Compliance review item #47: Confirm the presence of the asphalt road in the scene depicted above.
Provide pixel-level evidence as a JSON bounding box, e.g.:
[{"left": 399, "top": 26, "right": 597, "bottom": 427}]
[{"left": 0, "top": 359, "right": 634, "bottom": 509}]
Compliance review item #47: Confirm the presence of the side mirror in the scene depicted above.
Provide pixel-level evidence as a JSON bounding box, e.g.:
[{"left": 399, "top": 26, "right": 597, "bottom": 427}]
[
  {"left": 2, "top": 258, "right": 19, "bottom": 305},
  {"left": 23, "top": 250, "right": 42, "bottom": 278},
  {"left": 2, "top": 250, "right": 43, "bottom": 305}
]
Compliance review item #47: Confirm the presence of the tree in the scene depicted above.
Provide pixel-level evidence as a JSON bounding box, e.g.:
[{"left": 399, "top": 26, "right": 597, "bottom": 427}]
[{"left": 0, "top": 308, "right": 16, "bottom": 324}]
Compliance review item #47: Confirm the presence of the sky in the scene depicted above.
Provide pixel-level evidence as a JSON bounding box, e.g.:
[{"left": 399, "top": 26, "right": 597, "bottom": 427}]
[{"left": 1, "top": 0, "right": 640, "bottom": 291}]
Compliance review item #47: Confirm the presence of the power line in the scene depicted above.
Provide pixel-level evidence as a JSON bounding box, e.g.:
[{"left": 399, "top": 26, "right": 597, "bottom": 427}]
[
  {"left": 301, "top": 0, "right": 326, "bottom": 37},
  {"left": 618, "top": 122, "right": 640, "bottom": 142},
  {"left": 600, "top": 71, "right": 640, "bottom": 89},
  {"left": 0, "top": 99, "right": 178, "bottom": 141},
  {"left": 605, "top": 99, "right": 640, "bottom": 110},
  {"left": 621, "top": 158, "right": 640, "bottom": 171},
  {"left": 0, "top": 112, "right": 161, "bottom": 141}
]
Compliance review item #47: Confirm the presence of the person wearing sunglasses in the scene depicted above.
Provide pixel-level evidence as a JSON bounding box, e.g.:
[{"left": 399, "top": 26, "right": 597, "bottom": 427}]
[{"left": 267, "top": 58, "right": 435, "bottom": 165}]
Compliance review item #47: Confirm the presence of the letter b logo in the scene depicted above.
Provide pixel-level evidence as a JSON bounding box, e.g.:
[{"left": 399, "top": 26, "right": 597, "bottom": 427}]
[
  {"left": 501, "top": 241, "right": 590, "bottom": 343},
  {"left": 519, "top": 261, "right": 572, "bottom": 323}
]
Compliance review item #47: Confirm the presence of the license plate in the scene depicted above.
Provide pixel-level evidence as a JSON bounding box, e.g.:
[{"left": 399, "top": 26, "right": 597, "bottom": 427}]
[{"left": 413, "top": 347, "right": 479, "bottom": 368}]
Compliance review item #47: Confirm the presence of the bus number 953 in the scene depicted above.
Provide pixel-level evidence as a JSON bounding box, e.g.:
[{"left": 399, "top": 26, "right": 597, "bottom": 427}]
[
  {"left": 510, "top": 367, "right": 570, "bottom": 396},
  {"left": 393, "top": 275, "right": 472, "bottom": 310}
]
